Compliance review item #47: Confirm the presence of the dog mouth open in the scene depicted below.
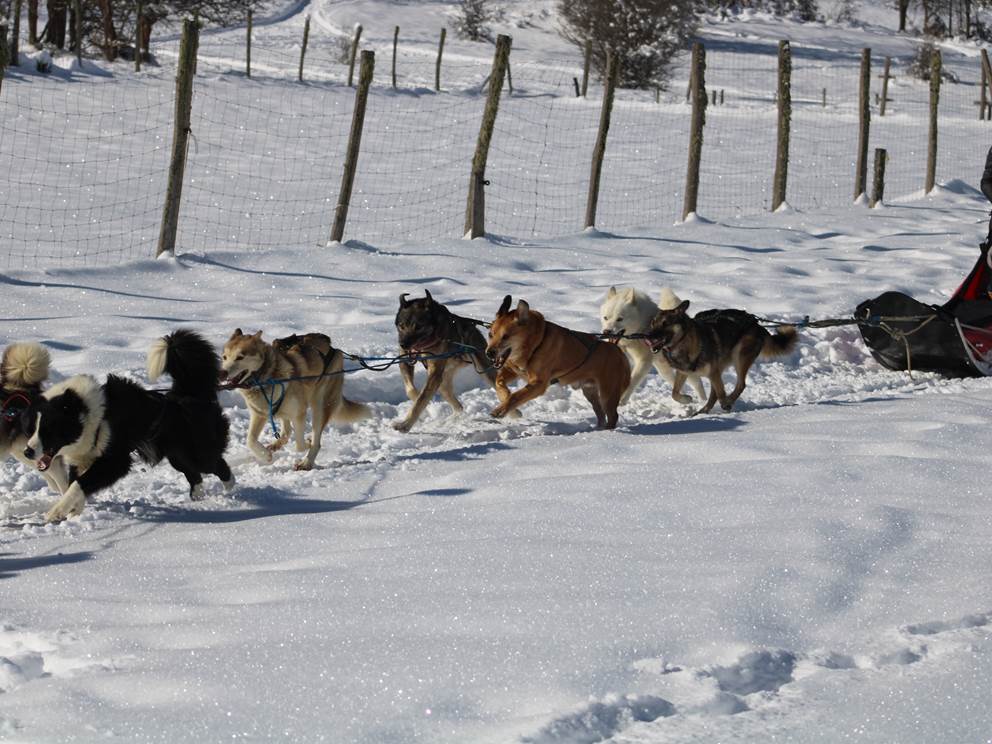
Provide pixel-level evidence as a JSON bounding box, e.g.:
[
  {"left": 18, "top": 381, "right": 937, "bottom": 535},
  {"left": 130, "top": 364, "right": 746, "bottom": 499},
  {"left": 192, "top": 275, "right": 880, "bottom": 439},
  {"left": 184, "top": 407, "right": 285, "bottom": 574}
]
[
  {"left": 490, "top": 348, "right": 511, "bottom": 369},
  {"left": 647, "top": 336, "right": 666, "bottom": 354},
  {"left": 225, "top": 369, "right": 251, "bottom": 386},
  {"left": 36, "top": 453, "right": 53, "bottom": 472}
]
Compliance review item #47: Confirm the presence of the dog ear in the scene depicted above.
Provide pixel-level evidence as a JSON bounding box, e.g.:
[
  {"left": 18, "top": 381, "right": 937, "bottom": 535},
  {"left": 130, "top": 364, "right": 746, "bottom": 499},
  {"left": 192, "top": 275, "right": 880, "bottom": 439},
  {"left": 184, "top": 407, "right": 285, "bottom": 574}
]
[
  {"left": 252, "top": 330, "right": 263, "bottom": 339},
  {"left": 399, "top": 293, "right": 410, "bottom": 309},
  {"left": 607, "top": 286, "right": 617, "bottom": 298},
  {"left": 424, "top": 289, "right": 434, "bottom": 303},
  {"left": 516, "top": 300, "right": 530, "bottom": 323},
  {"left": 232, "top": 328, "right": 243, "bottom": 338},
  {"left": 623, "top": 288, "right": 635, "bottom": 302},
  {"left": 677, "top": 299, "right": 690, "bottom": 314},
  {"left": 497, "top": 295, "right": 512, "bottom": 317}
]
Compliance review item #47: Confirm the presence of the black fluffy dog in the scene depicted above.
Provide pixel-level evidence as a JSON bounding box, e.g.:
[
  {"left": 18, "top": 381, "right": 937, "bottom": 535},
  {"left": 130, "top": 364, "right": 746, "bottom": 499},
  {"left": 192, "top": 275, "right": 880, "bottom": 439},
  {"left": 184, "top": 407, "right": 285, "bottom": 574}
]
[{"left": 24, "top": 330, "right": 233, "bottom": 522}]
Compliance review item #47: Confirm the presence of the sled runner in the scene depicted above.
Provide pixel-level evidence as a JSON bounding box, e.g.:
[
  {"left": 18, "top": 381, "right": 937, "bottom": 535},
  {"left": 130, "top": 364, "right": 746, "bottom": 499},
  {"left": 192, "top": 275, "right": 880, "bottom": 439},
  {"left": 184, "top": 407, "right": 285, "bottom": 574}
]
[{"left": 858, "top": 241, "right": 992, "bottom": 377}]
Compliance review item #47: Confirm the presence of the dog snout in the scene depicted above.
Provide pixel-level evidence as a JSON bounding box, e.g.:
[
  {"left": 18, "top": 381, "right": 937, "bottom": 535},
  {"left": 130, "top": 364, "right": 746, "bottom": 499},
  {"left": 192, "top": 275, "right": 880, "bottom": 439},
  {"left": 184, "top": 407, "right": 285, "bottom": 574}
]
[
  {"left": 218, "top": 368, "right": 228, "bottom": 381},
  {"left": 23, "top": 446, "right": 35, "bottom": 460}
]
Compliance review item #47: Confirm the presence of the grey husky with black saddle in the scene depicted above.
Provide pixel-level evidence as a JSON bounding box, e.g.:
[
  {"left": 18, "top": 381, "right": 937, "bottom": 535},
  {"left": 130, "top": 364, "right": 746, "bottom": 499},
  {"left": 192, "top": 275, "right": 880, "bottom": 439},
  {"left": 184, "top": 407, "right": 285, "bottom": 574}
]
[{"left": 393, "top": 290, "right": 506, "bottom": 432}]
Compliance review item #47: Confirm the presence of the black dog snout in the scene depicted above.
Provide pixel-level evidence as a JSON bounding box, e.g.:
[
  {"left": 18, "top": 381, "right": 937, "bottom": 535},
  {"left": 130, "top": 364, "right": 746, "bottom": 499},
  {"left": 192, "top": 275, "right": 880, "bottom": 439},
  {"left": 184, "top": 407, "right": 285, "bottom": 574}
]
[{"left": 23, "top": 446, "right": 35, "bottom": 460}]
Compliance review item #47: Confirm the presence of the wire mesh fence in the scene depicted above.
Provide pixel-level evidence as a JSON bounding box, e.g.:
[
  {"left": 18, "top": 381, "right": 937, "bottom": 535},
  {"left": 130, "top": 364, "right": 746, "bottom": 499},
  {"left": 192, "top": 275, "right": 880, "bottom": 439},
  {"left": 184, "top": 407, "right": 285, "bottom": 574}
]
[{"left": 1, "top": 23, "right": 990, "bottom": 269}]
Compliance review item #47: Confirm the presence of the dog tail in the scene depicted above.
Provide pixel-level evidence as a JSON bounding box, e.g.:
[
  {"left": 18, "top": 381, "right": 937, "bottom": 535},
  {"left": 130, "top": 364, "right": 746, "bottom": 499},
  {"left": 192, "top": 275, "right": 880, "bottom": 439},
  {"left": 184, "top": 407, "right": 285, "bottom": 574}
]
[
  {"left": 332, "top": 397, "right": 372, "bottom": 424},
  {"left": 148, "top": 329, "right": 221, "bottom": 397},
  {"left": 657, "top": 287, "right": 683, "bottom": 311},
  {"left": 762, "top": 325, "right": 799, "bottom": 357},
  {"left": 2, "top": 342, "right": 51, "bottom": 389}
]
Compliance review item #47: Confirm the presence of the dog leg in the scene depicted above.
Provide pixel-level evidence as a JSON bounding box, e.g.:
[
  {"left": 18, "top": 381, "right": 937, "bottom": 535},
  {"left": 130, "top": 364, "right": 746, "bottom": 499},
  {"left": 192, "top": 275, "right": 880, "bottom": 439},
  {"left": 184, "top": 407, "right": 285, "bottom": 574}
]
[
  {"left": 213, "top": 458, "right": 236, "bottom": 492},
  {"left": 665, "top": 366, "right": 695, "bottom": 405},
  {"left": 725, "top": 338, "right": 763, "bottom": 410},
  {"left": 246, "top": 412, "right": 274, "bottom": 464},
  {"left": 296, "top": 401, "right": 330, "bottom": 471},
  {"left": 707, "top": 373, "right": 730, "bottom": 413},
  {"left": 439, "top": 363, "right": 464, "bottom": 416},
  {"left": 489, "top": 365, "right": 522, "bottom": 419},
  {"left": 265, "top": 419, "right": 292, "bottom": 453},
  {"left": 581, "top": 383, "right": 607, "bottom": 428},
  {"left": 399, "top": 361, "right": 420, "bottom": 403},
  {"left": 393, "top": 361, "right": 445, "bottom": 432},
  {"left": 621, "top": 353, "right": 653, "bottom": 405},
  {"left": 292, "top": 412, "right": 309, "bottom": 452},
  {"left": 44, "top": 481, "right": 87, "bottom": 523},
  {"left": 491, "top": 378, "right": 549, "bottom": 419}
]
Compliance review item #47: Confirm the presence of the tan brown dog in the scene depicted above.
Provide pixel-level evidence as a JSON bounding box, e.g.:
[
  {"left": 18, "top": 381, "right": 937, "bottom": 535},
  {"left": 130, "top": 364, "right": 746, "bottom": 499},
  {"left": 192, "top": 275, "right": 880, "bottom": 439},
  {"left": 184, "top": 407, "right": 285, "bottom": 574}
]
[
  {"left": 485, "top": 295, "right": 631, "bottom": 429},
  {"left": 221, "top": 330, "right": 370, "bottom": 470}
]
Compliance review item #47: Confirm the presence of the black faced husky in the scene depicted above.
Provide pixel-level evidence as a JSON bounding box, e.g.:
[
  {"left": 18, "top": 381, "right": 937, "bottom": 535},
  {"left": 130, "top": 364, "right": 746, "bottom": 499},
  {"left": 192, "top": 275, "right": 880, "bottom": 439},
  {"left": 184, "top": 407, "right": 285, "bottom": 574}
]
[{"left": 24, "top": 330, "right": 233, "bottom": 523}]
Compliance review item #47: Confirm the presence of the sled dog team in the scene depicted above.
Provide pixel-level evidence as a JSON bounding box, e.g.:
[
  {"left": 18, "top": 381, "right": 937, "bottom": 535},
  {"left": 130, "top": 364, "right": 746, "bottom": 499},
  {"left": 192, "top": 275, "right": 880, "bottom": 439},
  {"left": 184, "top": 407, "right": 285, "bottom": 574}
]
[{"left": 0, "top": 289, "right": 797, "bottom": 523}]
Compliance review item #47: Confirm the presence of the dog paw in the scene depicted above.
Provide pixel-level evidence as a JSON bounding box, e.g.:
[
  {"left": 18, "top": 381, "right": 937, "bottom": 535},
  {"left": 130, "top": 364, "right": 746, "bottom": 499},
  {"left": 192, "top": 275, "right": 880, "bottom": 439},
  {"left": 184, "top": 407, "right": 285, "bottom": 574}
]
[
  {"left": 252, "top": 449, "right": 275, "bottom": 465},
  {"left": 222, "top": 476, "right": 237, "bottom": 493},
  {"left": 490, "top": 405, "right": 509, "bottom": 419},
  {"left": 265, "top": 441, "right": 286, "bottom": 453},
  {"left": 190, "top": 484, "right": 205, "bottom": 501},
  {"left": 392, "top": 419, "right": 413, "bottom": 433},
  {"left": 293, "top": 459, "right": 314, "bottom": 471}
]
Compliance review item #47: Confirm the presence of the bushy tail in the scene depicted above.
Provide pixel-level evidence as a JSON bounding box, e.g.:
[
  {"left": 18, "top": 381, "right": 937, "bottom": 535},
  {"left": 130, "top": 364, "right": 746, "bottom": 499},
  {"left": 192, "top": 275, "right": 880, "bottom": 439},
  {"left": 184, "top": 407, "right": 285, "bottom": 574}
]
[
  {"left": 332, "top": 397, "right": 372, "bottom": 424},
  {"left": 762, "top": 325, "right": 799, "bottom": 357},
  {"left": 147, "top": 329, "right": 221, "bottom": 397},
  {"left": 2, "top": 342, "right": 51, "bottom": 389},
  {"left": 657, "top": 287, "right": 683, "bottom": 311}
]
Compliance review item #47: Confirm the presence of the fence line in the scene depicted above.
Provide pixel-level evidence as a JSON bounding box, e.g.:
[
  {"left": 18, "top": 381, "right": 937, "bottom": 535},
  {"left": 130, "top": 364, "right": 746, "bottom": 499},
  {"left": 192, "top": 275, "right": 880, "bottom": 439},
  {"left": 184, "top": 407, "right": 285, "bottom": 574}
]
[{"left": 1, "top": 27, "right": 990, "bottom": 269}]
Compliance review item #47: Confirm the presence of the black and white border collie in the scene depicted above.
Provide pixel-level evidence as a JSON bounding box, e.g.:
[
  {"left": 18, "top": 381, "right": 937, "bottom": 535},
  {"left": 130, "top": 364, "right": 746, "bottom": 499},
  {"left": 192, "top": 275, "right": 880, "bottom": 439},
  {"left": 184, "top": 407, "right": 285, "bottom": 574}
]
[{"left": 24, "top": 330, "right": 234, "bottom": 522}]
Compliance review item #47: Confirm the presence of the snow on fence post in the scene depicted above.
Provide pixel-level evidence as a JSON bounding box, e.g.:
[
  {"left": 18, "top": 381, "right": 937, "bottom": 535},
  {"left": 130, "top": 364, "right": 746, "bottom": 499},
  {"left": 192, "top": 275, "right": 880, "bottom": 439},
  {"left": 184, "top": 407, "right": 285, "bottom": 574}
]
[
  {"left": 772, "top": 40, "right": 791, "bottom": 212},
  {"left": 135, "top": 1, "right": 143, "bottom": 72},
  {"left": 156, "top": 20, "right": 199, "bottom": 258},
  {"left": 435, "top": 27, "right": 446, "bottom": 92},
  {"left": 581, "top": 39, "right": 591, "bottom": 97},
  {"left": 464, "top": 34, "right": 512, "bottom": 239},
  {"left": 347, "top": 25, "right": 362, "bottom": 87},
  {"left": 854, "top": 47, "right": 871, "bottom": 200},
  {"left": 926, "top": 48, "right": 941, "bottom": 193},
  {"left": 298, "top": 15, "right": 310, "bottom": 82},
  {"left": 0, "top": 25, "right": 8, "bottom": 94},
  {"left": 584, "top": 51, "right": 618, "bottom": 230},
  {"left": 879, "top": 56, "right": 891, "bottom": 116},
  {"left": 10, "top": 0, "right": 20, "bottom": 67},
  {"left": 246, "top": 8, "right": 252, "bottom": 79},
  {"left": 330, "top": 50, "right": 375, "bottom": 244},
  {"left": 392, "top": 25, "right": 398, "bottom": 89},
  {"left": 682, "top": 41, "right": 707, "bottom": 222},
  {"left": 870, "top": 148, "right": 887, "bottom": 208},
  {"left": 982, "top": 50, "right": 992, "bottom": 120}
]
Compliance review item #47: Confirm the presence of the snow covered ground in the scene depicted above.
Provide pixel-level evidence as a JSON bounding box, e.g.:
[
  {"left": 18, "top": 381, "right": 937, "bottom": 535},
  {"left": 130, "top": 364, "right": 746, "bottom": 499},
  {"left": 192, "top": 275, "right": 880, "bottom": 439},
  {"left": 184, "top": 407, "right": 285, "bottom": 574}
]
[
  {"left": 3, "top": 181, "right": 992, "bottom": 742},
  {"left": 4, "top": 0, "right": 992, "bottom": 741}
]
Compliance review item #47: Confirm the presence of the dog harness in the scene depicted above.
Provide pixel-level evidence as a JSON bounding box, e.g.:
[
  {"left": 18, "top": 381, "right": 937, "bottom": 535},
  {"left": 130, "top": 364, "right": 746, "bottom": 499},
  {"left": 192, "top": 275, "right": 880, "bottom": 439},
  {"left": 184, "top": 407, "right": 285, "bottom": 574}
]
[{"left": 0, "top": 391, "right": 31, "bottom": 422}]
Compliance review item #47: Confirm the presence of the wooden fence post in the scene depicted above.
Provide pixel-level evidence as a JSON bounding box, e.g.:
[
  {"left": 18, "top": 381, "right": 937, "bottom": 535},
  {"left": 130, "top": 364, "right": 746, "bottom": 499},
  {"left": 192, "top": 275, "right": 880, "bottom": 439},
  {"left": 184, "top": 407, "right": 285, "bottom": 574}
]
[
  {"left": 585, "top": 52, "right": 618, "bottom": 229},
  {"left": 870, "top": 148, "right": 887, "bottom": 207},
  {"left": 392, "top": 25, "right": 398, "bottom": 89},
  {"left": 573, "top": 77, "right": 580, "bottom": 97},
  {"left": 772, "top": 40, "right": 791, "bottom": 212},
  {"left": 464, "top": 34, "right": 512, "bottom": 239},
  {"left": 854, "top": 47, "right": 871, "bottom": 200},
  {"left": 880, "top": 56, "right": 891, "bottom": 116},
  {"left": 298, "top": 15, "right": 310, "bottom": 82},
  {"left": 330, "top": 50, "right": 375, "bottom": 244},
  {"left": 926, "top": 48, "right": 941, "bottom": 193},
  {"left": 435, "top": 27, "right": 446, "bottom": 92},
  {"left": 135, "top": 1, "right": 143, "bottom": 72},
  {"left": 982, "top": 59, "right": 989, "bottom": 120},
  {"left": 246, "top": 8, "right": 252, "bottom": 78},
  {"left": 581, "top": 39, "right": 591, "bottom": 97},
  {"left": 682, "top": 41, "right": 707, "bottom": 222},
  {"left": 982, "top": 49, "right": 992, "bottom": 120},
  {"left": 156, "top": 19, "right": 199, "bottom": 258},
  {"left": 347, "top": 24, "right": 362, "bottom": 87},
  {"left": 10, "top": 0, "right": 20, "bottom": 67}
]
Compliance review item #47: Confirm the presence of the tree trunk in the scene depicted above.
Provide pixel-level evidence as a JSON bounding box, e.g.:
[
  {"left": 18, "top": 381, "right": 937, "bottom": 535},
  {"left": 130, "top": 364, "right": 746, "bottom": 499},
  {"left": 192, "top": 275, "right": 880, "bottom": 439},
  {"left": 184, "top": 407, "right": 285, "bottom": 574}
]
[
  {"left": 45, "top": 0, "right": 67, "bottom": 49},
  {"left": 98, "top": 0, "right": 117, "bottom": 61},
  {"left": 898, "top": 0, "right": 909, "bottom": 31},
  {"left": 27, "top": 0, "right": 38, "bottom": 46}
]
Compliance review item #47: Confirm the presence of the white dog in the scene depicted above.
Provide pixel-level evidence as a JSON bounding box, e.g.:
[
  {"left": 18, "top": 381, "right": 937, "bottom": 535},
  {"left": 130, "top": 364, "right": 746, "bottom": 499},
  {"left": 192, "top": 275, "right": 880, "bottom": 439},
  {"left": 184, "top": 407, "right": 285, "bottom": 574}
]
[{"left": 600, "top": 287, "right": 706, "bottom": 405}]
